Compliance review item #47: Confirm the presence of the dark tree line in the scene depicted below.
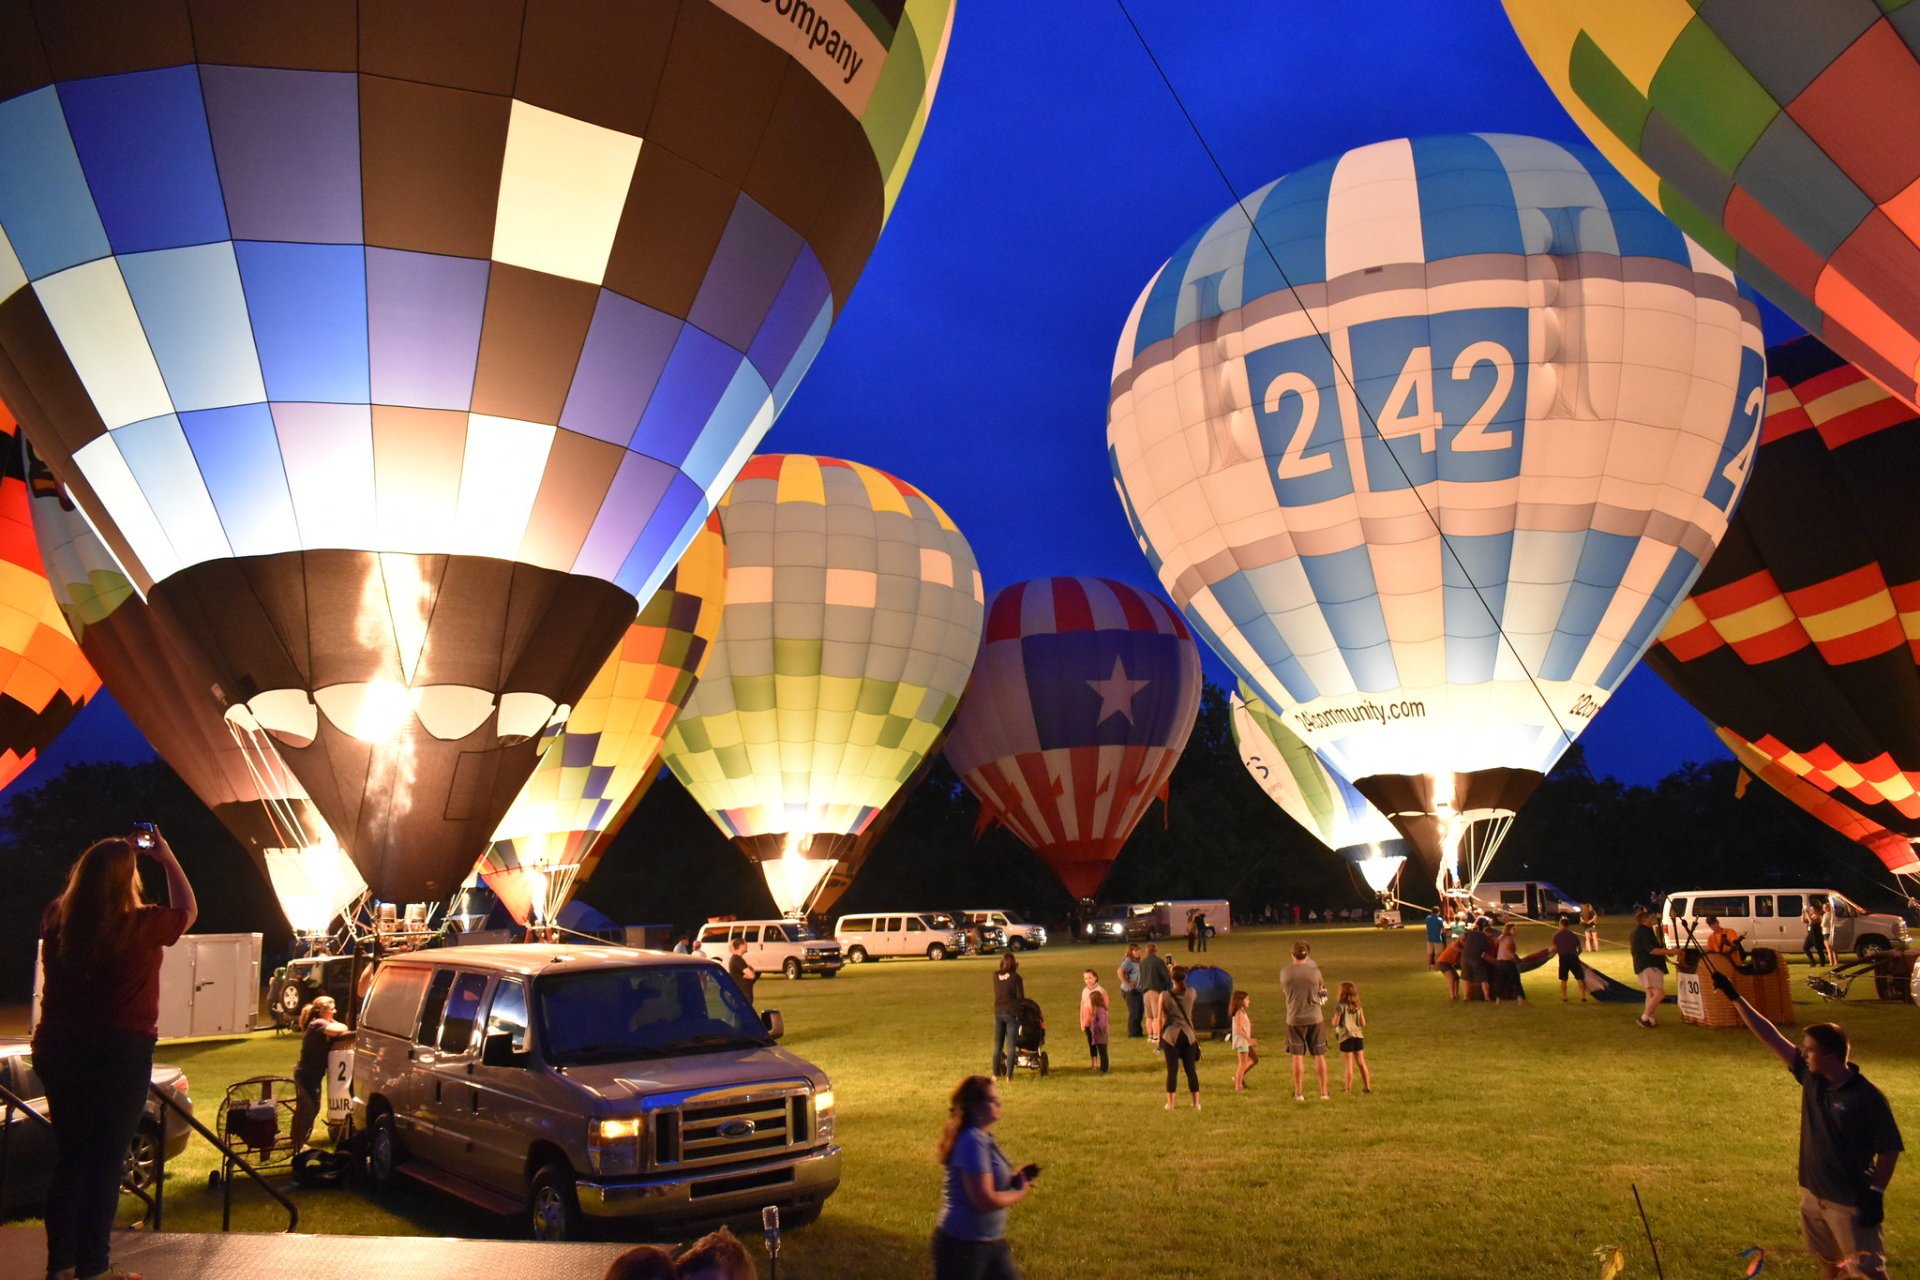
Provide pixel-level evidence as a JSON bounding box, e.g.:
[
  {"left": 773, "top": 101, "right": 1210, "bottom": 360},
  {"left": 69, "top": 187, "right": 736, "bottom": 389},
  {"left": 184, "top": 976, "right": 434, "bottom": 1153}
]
[{"left": 0, "top": 684, "right": 1904, "bottom": 1002}]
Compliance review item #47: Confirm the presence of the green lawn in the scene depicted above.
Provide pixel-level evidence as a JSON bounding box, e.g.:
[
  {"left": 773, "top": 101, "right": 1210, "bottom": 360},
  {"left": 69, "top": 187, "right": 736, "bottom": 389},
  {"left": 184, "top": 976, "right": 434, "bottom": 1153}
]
[{"left": 55, "top": 922, "right": 1920, "bottom": 1277}]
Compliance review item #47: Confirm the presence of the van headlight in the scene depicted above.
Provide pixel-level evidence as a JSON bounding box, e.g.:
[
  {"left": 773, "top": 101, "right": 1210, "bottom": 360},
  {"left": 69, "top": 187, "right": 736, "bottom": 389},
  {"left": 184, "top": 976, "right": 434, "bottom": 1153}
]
[
  {"left": 814, "top": 1087, "right": 835, "bottom": 1142},
  {"left": 588, "top": 1115, "right": 644, "bottom": 1175}
]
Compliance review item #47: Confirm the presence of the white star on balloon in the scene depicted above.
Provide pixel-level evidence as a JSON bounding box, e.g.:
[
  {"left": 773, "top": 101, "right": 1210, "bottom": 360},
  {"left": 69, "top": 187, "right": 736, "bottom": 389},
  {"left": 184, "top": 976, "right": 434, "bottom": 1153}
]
[{"left": 1087, "top": 656, "right": 1150, "bottom": 725}]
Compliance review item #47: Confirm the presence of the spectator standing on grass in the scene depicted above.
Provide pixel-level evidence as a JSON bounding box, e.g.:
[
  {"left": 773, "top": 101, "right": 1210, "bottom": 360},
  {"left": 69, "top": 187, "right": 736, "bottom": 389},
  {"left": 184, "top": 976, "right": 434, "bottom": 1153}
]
[
  {"left": 1805, "top": 900, "right": 1831, "bottom": 968},
  {"left": 1710, "top": 969, "right": 1901, "bottom": 1280},
  {"left": 1158, "top": 966, "right": 1202, "bottom": 1110},
  {"left": 1140, "top": 942, "right": 1171, "bottom": 1046},
  {"left": 1493, "top": 921, "right": 1526, "bottom": 1004},
  {"left": 1424, "top": 910, "right": 1445, "bottom": 968},
  {"left": 726, "top": 937, "right": 758, "bottom": 1007},
  {"left": 35, "top": 829, "right": 197, "bottom": 1280},
  {"left": 1553, "top": 916, "right": 1588, "bottom": 1004},
  {"left": 677, "top": 1226, "right": 758, "bottom": 1279},
  {"left": 1281, "top": 940, "right": 1331, "bottom": 1101},
  {"left": 934, "top": 1075, "right": 1038, "bottom": 1280},
  {"left": 290, "top": 995, "right": 351, "bottom": 1151},
  {"left": 1116, "top": 943, "right": 1145, "bottom": 1039},
  {"left": 671, "top": 935, "right": 691, "bottom": 954},
  {"left": 1229, "top": 990, "right": 1259, "bottom": 1091},
  {"left": 1580, "top": 902, "right": 1600, "bottom": 952},
  {"left": 1193, "top": 911, "right": 1209, "bottom": 953},
  {"left": 1630, "top": 907, "right": 1672, "bottom": 1029},
  {"left": 1332, "top": 981, "right": 1371, "bottom": 1094},
  {"left": 992, "top": 953, "right": 1025, "bottom": 1078},
  {"left": 1436, "top": 933, "right": 1464, "bottom": 1001},
  {"left": 1079, "top": 969, "right": 1110, "bottom": 1073},
  {"left": 1460, "top": 917, "right": 1495, "bottom": 1002}
]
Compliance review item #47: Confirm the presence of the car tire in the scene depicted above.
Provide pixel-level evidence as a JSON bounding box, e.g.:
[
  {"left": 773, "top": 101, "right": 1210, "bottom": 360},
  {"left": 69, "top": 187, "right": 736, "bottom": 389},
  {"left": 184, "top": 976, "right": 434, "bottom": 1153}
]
[
  {"left": 1859, "top": 937, "right": 1892, "bottom": 960},
  {"left": 529, "top": 1162, "right": 585, "bottom": 1242},
  {"left": 847, "top": 946, "right": 869, "bottom": 964},
  {"left": 366, "top": 1108, "right": 401, "bottom": 1188},
  {"left": 269, "top": 975, "right": 307, "bottom": 1029},
  {"left": 1008, "top": 938, "right": 1026, "bottom": 952},
  {"left": 783, "top": 957, "right": 803, "bottom": 979},
  {"left": 124, "top": 1120, "right": 161, "bottom": 1192},
  {"left": 927, "top": 943, "right": 949, "bottom": 961}
]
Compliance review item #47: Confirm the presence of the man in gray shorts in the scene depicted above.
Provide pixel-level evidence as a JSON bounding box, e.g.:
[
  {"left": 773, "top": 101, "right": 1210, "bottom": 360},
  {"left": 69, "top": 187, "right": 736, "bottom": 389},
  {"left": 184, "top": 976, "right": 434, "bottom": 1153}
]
[{"left": 1280, "top": 940, "right": 1329, "bottom": 1101}]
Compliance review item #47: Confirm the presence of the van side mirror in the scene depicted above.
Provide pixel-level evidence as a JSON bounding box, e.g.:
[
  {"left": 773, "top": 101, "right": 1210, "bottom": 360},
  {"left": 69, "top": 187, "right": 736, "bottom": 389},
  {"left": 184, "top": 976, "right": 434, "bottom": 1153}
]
[
  {"left": 760, "top": 1010, "right": 784, "bottom": 1041},
  {"left": 481, "top": 1032, "right": 529, "bottom": 1068}
]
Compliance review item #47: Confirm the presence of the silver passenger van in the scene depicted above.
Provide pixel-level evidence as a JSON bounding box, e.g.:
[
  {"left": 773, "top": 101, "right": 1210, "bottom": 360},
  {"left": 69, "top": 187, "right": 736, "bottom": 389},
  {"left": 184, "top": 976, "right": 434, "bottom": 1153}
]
[
  {"left": 351, "top": 944, "right": 839, "bottom": 1240},
  {"left": 1660, "top": 889, "right": 1909, "bottom": 960}
]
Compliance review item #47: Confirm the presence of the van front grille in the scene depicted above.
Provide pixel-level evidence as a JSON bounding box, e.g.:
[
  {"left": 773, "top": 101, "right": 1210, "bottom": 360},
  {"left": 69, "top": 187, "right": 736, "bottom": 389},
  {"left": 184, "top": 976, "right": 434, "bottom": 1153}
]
[{"left": 654, "top": 1086, "right": 810, "bottom": 1168}]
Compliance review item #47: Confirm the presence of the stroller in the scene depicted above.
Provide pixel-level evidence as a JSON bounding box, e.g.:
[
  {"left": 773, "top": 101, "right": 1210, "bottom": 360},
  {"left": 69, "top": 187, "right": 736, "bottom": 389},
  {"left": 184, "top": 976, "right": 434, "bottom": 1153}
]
[{"left": 1010, "top": 997, "right": 1050, "bottom": 1076}]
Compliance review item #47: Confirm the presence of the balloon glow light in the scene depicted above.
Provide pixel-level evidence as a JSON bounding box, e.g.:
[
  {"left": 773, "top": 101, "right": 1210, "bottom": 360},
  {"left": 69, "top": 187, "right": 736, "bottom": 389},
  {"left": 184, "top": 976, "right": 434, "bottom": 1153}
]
[
  {"left": 763, "top": 837, "right": 835, "bottom": 919},
  {"left": 263, "top": 841, "right": 368, "bottom": 936},
  {"left": 1356, "top": 848, "right": 1405, "bottom": 894}
]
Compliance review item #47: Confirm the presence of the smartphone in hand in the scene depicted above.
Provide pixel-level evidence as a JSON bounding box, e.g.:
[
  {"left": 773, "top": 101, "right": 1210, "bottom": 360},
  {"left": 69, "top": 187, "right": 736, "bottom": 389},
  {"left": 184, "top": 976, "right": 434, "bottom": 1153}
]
[
  {"left": 1019, "top": 1162, "right": 1041, "bottom": 1183},
  {"left": 131, "top": 823, "right": 156, "bottom": 849}
]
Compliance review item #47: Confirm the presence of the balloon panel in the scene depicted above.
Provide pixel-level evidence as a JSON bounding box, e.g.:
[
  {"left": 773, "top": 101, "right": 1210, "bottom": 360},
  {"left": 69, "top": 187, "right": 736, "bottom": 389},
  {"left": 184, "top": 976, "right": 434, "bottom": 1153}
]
[
  {"left": 1649, "top": 336, "right": 1920, "bottom": 874},
  {"left": 661, "top": 454, "right": 984, "bottom": 848},
  {"left": 0, "top": 405, "right": 97, "bottom": 792},
  {"left": 479, "top": 514, "right": 727, "bottom": 925},
  {"left": 945, "top": 577, "right": 1202, "bottom": 899},
  {"left": 1720, "top": 726, "right": 1919, "bottom": 876},
  {"left": 1109, "top": 133, "right": 1763, "bottom": 863},
  {"left": 1229, "top": 682, "right": 1401, "bottom": 857},
  {"left": 1502, "top": 1, "right": 1920, "bottom": 406}
]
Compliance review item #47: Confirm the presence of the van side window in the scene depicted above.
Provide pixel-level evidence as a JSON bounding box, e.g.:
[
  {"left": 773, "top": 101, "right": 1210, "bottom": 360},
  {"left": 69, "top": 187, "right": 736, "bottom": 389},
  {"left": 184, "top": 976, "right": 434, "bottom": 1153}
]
[
  {"left": 1755, "top": 896, "right": 1775, "bottom": 917},
  {"left": 362, "top": 965, "right": 433, "bottom": 1038},
  {"left": 1694, "top": 895, "right": 1748, "bottom": 919},
  {"left": 439, "top": 972, "right": 491, "bottom": 1053},
  {"left": 415, "top": 970, "right": 455, "bottom": 1046},
  {"left": 765, "top": 924, "right": 788, "bottom": 944},
  {"left": 907, "top": 917, "right": 925, "bottom": 932},
  {"left": 487, "top": 979, "right": 529, "bottom": 1054},
  {"left": 1778, "top": 894, "right": 1803, "bottom": 917}
]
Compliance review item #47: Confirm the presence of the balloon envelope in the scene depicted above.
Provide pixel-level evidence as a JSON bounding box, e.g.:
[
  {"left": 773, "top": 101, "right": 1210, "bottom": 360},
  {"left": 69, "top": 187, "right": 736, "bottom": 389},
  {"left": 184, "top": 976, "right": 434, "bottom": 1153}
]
[
  {"left": 1649, "top": 336, "right": 1920, "bottom": 875},
  {"left": 660, "top": 454, "right": 984, "bottom": 915},
  {"left": 1502, "top": 2, "right": 1920, "bottom": 407},
  {"left": 0, "top": 406, "right": 97, "bottom": 793},
  {"left": 1108, "top": 133, "right": 1764, "bottom": 885},
  {"left": 478, "top": 514, "right": 727, "bottom": 926},
  {"left": 0, "top": 2, "right": 953, "bottom": 901},
  {"left": 944, "top": 577, "right": 1201, "bottom": 900}
]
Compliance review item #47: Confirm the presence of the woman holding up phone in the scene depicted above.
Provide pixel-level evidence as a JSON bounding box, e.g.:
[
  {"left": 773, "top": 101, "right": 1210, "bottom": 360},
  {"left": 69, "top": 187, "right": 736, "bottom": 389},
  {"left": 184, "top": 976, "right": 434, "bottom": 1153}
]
[
  {"left": 34, "top": 826, "right": 196, "bottom": 1280},
  {"left": 933, "top": 1074, "right": 1037, "bottom": 1280}
]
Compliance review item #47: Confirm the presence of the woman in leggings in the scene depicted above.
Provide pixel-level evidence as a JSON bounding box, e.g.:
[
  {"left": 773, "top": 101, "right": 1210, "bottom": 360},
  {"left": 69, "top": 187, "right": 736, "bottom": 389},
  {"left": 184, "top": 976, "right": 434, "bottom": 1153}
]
[{"left": 1159, "top": 966, "right": 1201, "bottom": 1110}]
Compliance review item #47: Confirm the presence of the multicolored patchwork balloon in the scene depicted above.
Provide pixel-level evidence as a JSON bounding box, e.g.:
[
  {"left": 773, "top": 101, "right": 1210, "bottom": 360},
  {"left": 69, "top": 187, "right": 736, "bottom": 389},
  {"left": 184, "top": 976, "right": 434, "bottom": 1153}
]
[
  {"left": 1503, "top": 2, "right": 1920, "bottom": 407},
  {"left": 0, "top": 1, "right": 954, "bottom": 902},
  {"left": 478, "top": 514, "right": 727, "bottom": 926},
  {"left": 1649, "top": 337, "right": 1920, "bottom": 876},
  {"left": 944, "top": 577, "right": 1201, "bottom": 900},
  {"left": 0, "top": 406, "right": 96, "bottom": 794},
  {"left": 27, "top": 447, "right": 362, "bottom": 931},
  {"left": 1229, "top": 682, "right": 1407, "bottom": 893},
  {"left": 660, "top": 454, "right": 983, "bottom": 915},
  {"left": 1109, "top": 134, "right": 1764, "bottom": 890}
]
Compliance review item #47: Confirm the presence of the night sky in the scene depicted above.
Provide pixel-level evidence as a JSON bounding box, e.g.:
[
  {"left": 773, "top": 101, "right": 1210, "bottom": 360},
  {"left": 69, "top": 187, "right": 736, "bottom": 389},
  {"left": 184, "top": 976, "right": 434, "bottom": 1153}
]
[{"left": 26, "top": 1, "right": 1806, "bottom": 791}]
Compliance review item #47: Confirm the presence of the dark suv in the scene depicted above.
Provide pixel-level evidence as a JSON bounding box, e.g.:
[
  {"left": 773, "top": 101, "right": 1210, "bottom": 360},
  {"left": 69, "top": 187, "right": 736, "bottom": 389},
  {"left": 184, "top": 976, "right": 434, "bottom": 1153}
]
[{"left": 0, "top": 1036, "right": 195, "bottom": 1217}]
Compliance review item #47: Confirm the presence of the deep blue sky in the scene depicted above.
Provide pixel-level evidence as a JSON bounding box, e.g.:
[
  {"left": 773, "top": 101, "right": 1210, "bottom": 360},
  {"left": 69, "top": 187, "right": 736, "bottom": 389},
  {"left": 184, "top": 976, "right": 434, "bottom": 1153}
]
[{"left": 32, "top": 1, "right": 1781, "bottom": 789}]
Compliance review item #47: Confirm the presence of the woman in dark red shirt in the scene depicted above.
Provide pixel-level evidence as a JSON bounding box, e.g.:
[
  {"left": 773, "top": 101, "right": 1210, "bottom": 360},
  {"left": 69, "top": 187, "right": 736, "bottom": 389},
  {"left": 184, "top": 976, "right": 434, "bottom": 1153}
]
[{"left": 34, "top": 829, "right": 196, "bottom": 1280}]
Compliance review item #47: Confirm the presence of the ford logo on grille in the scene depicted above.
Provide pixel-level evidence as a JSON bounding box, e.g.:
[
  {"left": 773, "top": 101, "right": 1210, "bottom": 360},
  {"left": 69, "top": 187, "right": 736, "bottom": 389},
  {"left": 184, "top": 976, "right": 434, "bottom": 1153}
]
[{"left": 718, "top": 1119, "right": 757, "bottom": 1139}]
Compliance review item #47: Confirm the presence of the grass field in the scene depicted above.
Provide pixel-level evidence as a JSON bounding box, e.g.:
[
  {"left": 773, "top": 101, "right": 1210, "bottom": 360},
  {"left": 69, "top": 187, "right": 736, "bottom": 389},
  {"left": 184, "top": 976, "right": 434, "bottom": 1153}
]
[{"left": 30, "top": 920, "right": 1920, "bottom": 1278}]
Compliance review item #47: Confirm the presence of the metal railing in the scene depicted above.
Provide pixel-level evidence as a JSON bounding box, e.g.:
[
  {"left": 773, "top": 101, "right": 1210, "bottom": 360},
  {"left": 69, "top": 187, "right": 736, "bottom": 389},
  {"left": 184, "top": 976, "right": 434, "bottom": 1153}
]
[
  {"left": 0, "top": 1079, "right": 157, "bottom": 1225},
  {"left": 143, "top": 1080, "right": 298, "bottom": 1232}
]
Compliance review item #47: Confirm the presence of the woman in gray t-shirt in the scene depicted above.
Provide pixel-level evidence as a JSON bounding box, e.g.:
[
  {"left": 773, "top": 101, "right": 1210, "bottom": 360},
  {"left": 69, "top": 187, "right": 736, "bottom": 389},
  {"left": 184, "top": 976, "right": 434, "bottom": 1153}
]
[{"left": 934, "top": 1074, "right": 1039, "bottom": 1279}]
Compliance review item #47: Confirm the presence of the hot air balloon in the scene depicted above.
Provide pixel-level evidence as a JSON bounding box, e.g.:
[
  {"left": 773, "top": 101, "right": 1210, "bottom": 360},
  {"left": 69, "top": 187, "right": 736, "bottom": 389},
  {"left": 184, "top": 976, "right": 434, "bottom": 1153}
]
[
  {"left": 1108, "top": 134, "right": 1765, "bottom": 898},
  {"left": 1648, "top": 336, "right": 1920, "bottom": 877},
  {"left": 477, "top": 514, "right": 727, "bottom": 928},
  {"left": 944, "top": 577, "right": 1201, "bottom": 900},
  {"left": 0, "top": 406, "right": 97, "bottom": 792},
  {"left": 1229, "top": 682, "right": 1408, "bottom": 898},
  {"left": 28, "top": 449, "right": 367, "bottom": 935},
  {"left": 0, "top": 1, "right": 954, "bottom": 902},
  {"left": 1502, "top": 3, "right": 1920, "bottom": 407},
  {"left": 660, "top": 454, "right": 983, "bottom": 916}
]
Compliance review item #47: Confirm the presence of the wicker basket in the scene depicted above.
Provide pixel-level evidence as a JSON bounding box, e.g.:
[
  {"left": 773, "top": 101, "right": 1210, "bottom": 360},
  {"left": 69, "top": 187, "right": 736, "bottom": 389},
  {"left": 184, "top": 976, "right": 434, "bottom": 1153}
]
[{"left": 1684, "top": 950, "right": 1795, "bottom": 1027}]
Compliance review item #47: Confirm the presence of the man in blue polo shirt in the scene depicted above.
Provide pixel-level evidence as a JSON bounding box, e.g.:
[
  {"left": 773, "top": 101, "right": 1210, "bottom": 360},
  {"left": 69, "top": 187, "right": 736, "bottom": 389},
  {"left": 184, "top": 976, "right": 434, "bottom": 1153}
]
[
  {"left": 1711, "top": 969, "right": 1901, "bottom": 1280},
  {"left": 1424, "top": 910, "right": 1446, "bottom": 968}
]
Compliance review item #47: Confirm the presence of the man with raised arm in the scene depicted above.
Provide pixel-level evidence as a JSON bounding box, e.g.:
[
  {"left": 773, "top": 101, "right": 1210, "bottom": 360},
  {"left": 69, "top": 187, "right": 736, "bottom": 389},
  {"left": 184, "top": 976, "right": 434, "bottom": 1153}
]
[{"left": 1709, "top": 968, "right": 1901, "bottom": 1280}]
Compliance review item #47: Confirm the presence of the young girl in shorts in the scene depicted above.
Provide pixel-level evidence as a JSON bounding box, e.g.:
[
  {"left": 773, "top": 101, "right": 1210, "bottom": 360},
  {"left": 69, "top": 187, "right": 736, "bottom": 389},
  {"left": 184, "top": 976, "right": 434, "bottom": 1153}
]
[
  {"left": 1228, "top": 990, "right": 1258, "bottom": 1091},
  {"left": 1333, "top": 981, "right": 1371, "bottom": 1093}
]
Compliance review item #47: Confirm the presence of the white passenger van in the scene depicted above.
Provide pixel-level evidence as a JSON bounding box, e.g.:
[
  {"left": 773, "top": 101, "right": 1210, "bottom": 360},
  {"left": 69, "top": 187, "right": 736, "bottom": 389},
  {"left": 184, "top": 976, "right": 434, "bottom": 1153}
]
[
  {"left": 694, "top": 919, "right": 843, "bottom": 979},
  {"left": 1466, "top": 881, "right": 1582, "bottom": 922},
  {"left": 1660, "top": 889, "right": 1909, "bottom": 960},
  {"left": 832, "top": 913, "right": 968, "bottom": 963}
]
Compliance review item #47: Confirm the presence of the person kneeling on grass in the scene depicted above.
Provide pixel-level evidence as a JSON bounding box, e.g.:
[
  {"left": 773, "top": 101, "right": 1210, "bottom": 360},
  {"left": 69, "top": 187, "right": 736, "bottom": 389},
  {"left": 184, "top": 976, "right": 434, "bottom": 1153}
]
[{"left": 1710, "top": 968, "right": 1901, "bottom": 1280}]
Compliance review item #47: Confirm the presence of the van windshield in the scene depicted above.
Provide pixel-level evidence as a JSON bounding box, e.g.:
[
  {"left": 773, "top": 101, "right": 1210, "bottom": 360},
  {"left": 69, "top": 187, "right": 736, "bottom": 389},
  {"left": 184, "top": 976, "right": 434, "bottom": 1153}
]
[
  {"left": 1832, "top": 896, "right": 1860, "bottom": 918},
  {"left": 538, "top": 965, "right": 770, "bottom": 1066}
]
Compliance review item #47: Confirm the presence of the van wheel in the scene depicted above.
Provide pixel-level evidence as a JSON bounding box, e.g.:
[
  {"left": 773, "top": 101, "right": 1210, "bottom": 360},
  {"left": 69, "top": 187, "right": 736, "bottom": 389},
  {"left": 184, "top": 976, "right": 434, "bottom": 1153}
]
[
  {"left": 927, "top": 943, "right": 949, "bottom": 961},
  {"left": 783, "top": 957, "right": 803, "bottom": 979},
  {"left": 366, "top": 1109, "right": 401, "bottom": 1188},
  {"left": 530, "top": 1162, "right": 585, "bottom": 1241},
  {"left": 1858, "top": 937, "right": 1892, "bottom": 960},
  {"left": 847, "top": 946, "right": 868, "bottom": 964},
  {"left": 1008, "top": 938, "right": 1026, "bottom": 952}
]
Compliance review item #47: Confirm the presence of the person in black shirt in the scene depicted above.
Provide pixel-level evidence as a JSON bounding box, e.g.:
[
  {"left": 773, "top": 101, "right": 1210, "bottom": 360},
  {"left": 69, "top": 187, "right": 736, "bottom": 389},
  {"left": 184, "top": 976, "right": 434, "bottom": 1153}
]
[
  {"left": 1459, "top": 918, "right": 1495, "bottom": 1002},
  {"left": 1711, "top": 969, "right": 1901, "bottom": 1280},
  {"left": 726, "top": 939, "right": 758, "bottom": 1007},
  {"left": 290, "top": 996, "right": 351, "bottom": 1151}
]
